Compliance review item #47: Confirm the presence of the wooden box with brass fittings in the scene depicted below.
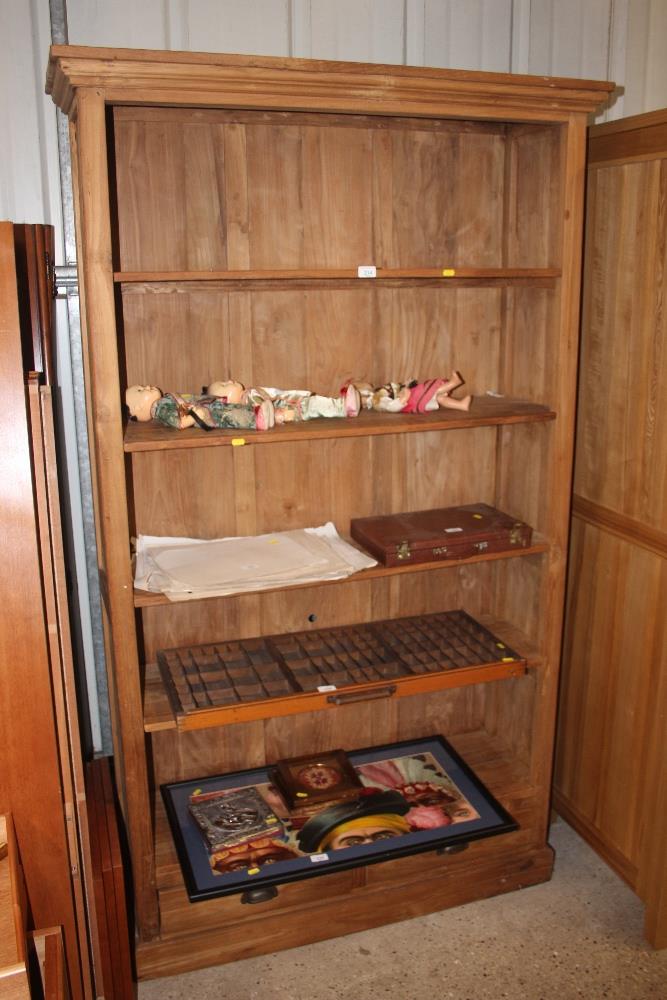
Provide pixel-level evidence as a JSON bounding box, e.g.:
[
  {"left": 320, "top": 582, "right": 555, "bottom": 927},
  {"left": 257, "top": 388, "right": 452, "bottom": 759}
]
[{"left": 350, "top": 504, "right": 533, "bottom": 567}]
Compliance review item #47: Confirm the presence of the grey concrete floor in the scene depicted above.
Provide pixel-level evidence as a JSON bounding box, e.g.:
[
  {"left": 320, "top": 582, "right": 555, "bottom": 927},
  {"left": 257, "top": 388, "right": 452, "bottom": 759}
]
[{"left": 138, "top": 821, "right": 667, "bottom": 999}]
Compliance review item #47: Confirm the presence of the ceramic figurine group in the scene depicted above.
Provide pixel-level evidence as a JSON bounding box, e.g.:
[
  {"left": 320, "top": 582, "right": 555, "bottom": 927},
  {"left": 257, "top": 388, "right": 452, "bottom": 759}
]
[
  {"left": 125, "top": 373, "right": 472, "bottom": 431},
  {"left": 343, "top": 373, "right": 471, "bottom": 414}
]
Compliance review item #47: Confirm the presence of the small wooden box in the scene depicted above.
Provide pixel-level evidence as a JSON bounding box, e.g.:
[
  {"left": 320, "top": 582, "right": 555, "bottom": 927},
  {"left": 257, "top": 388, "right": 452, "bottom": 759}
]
[
  {"left": 350, "top": 503, "right": 533, "bottom": 567},
  {"left": 271, "top": 750, "right": 363, "bottom": 810}
]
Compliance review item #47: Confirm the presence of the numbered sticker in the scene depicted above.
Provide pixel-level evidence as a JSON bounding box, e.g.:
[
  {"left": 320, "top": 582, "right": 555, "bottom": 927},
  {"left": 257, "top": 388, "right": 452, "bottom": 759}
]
[{"left": 357, "top": 265, "right": 377, "bottom": 278}]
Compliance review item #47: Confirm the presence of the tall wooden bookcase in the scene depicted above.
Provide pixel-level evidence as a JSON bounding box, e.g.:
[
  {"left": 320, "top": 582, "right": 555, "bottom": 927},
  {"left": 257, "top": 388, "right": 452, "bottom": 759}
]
[{"left": 46, "top": 47, "right": 611, "bottom": 979}]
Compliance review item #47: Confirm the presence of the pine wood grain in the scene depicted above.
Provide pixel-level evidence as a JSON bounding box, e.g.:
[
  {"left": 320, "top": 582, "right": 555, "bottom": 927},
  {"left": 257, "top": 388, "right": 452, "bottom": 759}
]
[
  {"left": 124, "top": 400, "right": 556, "bottom": 453},
  {"left": 556, "top": 109, "right": 667, "bottom": 948},
  {"left": 46, "top": 47, "right": 609, "bottom": 966},
  {"left": 46, "top": 46, "right": 613, "bottom": 121},
  {"left": 141, "top": 727, "right": 543, "bottom": 977},
  {"left": 0, "top": 224, "right": 88, "bottom": 997},
  {"left": 74, "top": 88, "right": 159, "bottom": 941}
]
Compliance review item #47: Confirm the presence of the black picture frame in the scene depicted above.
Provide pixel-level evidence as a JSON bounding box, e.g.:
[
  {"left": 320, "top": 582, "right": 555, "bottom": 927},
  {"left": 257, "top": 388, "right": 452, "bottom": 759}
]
[{"left": 161, "top": 734, "right": 517, "bottom": 902}]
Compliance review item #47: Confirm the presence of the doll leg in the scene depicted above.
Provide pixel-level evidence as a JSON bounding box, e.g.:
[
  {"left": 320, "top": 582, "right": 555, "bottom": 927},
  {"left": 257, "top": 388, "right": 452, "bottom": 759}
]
[
  {"left": 440, "top": 370, "right": 465, "bottom": 394},
  {"left": 438, "top": 393, "right": 472, "bottom": 412}
]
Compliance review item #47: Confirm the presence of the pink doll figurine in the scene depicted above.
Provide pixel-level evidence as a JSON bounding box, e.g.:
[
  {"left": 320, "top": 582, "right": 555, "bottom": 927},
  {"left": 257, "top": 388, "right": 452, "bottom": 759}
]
[
  {"left": 403, "top": 372, "right": 471, "bottom": 413},
  {"left": 342, "top": 372, "right": 471, "bottom": 414}
]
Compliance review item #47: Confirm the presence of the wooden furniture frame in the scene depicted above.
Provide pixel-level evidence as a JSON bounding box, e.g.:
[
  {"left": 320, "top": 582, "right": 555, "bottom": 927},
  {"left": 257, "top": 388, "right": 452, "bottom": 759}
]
[
  {"left": 46, "top": 46, "right": 611, "bottom": 978},
  {"left": 554, "top": 108, "right": 667, "bottom": 949},
  {"left": 1, "top": 814, "right": 32, "bottom": 999},
  {"left": 0, "top": 222, "right": 91, "bottom": 998}
]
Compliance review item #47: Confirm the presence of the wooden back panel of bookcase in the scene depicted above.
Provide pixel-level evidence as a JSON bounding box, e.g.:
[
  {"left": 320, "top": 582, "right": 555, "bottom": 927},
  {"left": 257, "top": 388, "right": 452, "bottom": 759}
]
[
  {"left": 116, "top": 113, "right": 562, "bottom": 782},
  {"left": 116, "top": 110, "right": 561, "bottom": 613},
  {"left": 47, "top": 46, "right": 611, "bottom": 954},
  {"left": 116, "top": 108, "right": 565, "bottom": 879}
]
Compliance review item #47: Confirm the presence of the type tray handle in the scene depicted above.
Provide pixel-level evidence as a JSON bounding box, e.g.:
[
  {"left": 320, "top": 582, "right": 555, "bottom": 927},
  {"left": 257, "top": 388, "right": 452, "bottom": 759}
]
[{"left": 326, "top": 684, "right": 397, "bottom": 706}]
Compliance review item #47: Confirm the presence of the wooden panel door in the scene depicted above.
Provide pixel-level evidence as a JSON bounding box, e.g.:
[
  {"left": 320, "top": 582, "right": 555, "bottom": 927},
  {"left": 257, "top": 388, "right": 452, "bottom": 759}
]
[
  {"left": 0, "top": 221, "right": 94, "bottom": 996},
  {"left": 554, "top": 109, "right": 667, "bottom": 949}
]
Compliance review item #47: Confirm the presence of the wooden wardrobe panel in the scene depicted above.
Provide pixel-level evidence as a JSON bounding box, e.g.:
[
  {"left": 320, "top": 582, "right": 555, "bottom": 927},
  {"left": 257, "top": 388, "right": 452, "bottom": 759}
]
[
  {"left": 247, "top": 122, "right": 375, "bottom": 269},
  {"left": 574, "top": 159, "right": 667, "bottom": 529},
  {"left": 556, "top": 110, "right": 667, "bottom": 948},
  {"left": 131, "top": 425, "right": 498, "bottom": 562},
  {"left": 115, "top": 120, "right": 191, "bottom": 272},
  {"left": 152, "top": 720, "right": 267, "bottom": 786},
  {"left": 496, "top": 422, "right": 555, "bottom": 535},
  {"left": 0, "top": 223, "right": 88, "bottom": 998},
  {"left": 500, "top": 286, "right": 559, "bottom": 404},
  {"left": 373, "top": 285, "right": 502, "bottom": 390},
  {"left": 387, "top": 129, "right": 505, "bottom": 268},
  {"left": 491, "top": 555, "right": 546, "bottom": 646},
  {"left": 114, "top": 110, "right": 513, "bottom": 274},
  {"left": 131, "top": 446, "right": 239, "bottom": 539},
  {"left": 505, "top": 125, "right": 563, "bottom": 269},
  {"left": 122, "top": 285, "right": 233, "bottom": 392},
  {"left": 556, "top": 518, "right": 666, "bottom": 876},
  {"left": 122, "top": 284, "right": 501, "bottom": 401}
]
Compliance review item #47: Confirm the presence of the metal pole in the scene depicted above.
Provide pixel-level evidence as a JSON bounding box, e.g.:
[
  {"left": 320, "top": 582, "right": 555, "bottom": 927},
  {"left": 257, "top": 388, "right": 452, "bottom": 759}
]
[{"left": 49, "top": 0, "right": 112, "bottom": 754}]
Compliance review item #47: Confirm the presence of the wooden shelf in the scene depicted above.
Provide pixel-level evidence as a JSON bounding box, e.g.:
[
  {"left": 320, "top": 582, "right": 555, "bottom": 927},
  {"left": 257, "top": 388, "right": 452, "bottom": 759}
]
[
  {"left": 143, "top": 614, "right": 541, "bottom": 733},
  {"left": 134, "top": 532, "right": 549, "bottom": 608},
  {"left": 125, "top": 397, "right": 556, "bottom": 454},
  {"left": 116, "top": 266, "right": 561, "bottom": 285}
]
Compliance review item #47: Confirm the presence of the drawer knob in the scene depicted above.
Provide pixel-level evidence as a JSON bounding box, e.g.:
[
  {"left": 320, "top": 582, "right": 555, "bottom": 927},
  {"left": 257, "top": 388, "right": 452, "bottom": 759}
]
[{"left": 241, "top": 886, "right": 279, "bottom": 905}]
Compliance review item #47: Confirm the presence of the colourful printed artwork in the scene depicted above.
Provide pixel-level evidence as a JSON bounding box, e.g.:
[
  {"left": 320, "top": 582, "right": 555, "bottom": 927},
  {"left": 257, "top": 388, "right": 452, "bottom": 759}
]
[
  {"left": 198, "top": 750, "right": 479, "bottom": 876},
  {"left": 162, "top": 736, "right": 516, "bottom": 901}
]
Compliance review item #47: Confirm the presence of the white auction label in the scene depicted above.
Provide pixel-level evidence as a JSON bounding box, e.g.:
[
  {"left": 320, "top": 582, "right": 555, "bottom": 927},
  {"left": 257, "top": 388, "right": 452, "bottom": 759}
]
[
  {"left": 357, "top": 264, "right": 377, "bottom": 278},
  {"left": 310, "top": 853, "right": 330, "bottom": 863}
]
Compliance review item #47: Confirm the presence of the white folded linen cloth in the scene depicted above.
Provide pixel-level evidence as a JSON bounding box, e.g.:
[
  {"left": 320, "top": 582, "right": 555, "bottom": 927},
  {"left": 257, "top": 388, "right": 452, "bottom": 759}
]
[{"left": 134, "top": 522, "right": 376, "bottom": 600}]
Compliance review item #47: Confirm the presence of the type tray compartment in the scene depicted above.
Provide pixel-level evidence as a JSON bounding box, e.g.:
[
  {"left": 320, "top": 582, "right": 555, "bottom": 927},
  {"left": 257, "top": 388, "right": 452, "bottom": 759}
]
[{"left": 155, "top": 610, "right": 527, "bottom": 729}]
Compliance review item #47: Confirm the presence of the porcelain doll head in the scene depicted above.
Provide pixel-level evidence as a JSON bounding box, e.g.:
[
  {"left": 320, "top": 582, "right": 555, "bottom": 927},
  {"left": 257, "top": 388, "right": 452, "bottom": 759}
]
[
  {"left": 207, "top": 380, "right": 245, "bottom": 404},
  {"left": 125, "top": 384, "right": 162, "bottom": 422}
]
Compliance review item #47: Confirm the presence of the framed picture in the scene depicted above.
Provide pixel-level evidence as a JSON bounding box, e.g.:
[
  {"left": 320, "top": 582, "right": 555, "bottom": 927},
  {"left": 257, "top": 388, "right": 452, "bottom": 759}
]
[{"left": 161, "top": 734, "right": 517, "bottom": 902}]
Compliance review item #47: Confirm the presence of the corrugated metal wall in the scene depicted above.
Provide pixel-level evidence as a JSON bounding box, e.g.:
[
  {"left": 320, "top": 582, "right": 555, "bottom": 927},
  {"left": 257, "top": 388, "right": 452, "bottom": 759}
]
[{"left": 4, "top": 0, "right": 667, "bottom": 228}]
